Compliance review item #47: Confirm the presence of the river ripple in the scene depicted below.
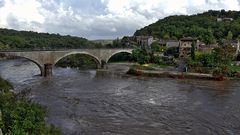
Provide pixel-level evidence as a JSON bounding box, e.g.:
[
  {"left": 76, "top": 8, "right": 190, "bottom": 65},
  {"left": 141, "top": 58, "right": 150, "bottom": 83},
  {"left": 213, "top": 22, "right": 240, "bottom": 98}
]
[{"left": 0, "top": 59, "right": 240, "bottom": 135}]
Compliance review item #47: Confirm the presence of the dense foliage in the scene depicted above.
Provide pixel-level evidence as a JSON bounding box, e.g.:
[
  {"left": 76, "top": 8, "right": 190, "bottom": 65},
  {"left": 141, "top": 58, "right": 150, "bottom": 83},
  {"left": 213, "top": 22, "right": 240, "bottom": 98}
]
[
  {"left": 0, "top": 28, "right": 101, "bottom": 50},
  {"left": 0, "top": 77, "right": 60, "bottom": 135},
  {"left": 108, "top": 53, "right": 133, "bottom": 62},
  {"left": 135, "top": 10, "right": 240, "bottom": 44},
  {"left": 131, "top": 47, "right": 151, "bottom": 64},
  {"left": 55, "top": 54, "right": 97, "bottom": 69},
  {"left": 131, "top": 46, "right": 175, "bottom": 66},
  {"left": 187, "top": 45, "right": 240, "bottom": 77}
]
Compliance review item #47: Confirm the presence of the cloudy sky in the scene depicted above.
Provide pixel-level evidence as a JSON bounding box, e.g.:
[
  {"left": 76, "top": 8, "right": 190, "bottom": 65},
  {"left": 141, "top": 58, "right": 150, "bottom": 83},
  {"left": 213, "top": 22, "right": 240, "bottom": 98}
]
[{"left": 0, "top": 0, "right": 240, "bottom": 39}]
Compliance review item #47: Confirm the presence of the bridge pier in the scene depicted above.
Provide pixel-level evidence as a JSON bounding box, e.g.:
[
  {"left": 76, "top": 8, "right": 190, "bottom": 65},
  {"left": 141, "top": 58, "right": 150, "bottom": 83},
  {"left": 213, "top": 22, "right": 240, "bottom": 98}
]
[
  {"left": 43, "top": 64, "right": 53, "bottom": 77},
  {"left": 100, "top": 61, "right": 108, "bottom": 69},
  {"left": 96, "top": 63, "right": 102, "bottom": 69}
]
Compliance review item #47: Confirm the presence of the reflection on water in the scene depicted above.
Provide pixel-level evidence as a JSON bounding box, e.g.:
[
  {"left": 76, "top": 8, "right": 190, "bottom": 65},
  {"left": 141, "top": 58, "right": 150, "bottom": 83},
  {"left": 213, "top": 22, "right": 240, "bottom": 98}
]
[{"left": 0, "top": 59, "right": 240, "bottom": 135}]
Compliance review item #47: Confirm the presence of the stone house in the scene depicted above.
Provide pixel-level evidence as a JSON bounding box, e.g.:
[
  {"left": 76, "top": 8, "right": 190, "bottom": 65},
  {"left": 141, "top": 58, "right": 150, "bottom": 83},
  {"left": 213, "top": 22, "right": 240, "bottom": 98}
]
[
  {"left": 135, "top": 36, "right": 154, "bottom": 47},
  {"left": 159, "top": 39, "right": 179, "bottom": 49},
  {"left": 198, "top": 44, "right": 217, "bottom": 53},
  {"left": 126, "top": 36, "right": 154, "bottom": 47},
  {"left": 179, "top": 37, "right": 197, "bottom": 58},
  {"left": 224, "top": 40, "right": 240, "bottom": 55},
  {"left": 166, "top": 41, "right": 179, "bottom": 48}
]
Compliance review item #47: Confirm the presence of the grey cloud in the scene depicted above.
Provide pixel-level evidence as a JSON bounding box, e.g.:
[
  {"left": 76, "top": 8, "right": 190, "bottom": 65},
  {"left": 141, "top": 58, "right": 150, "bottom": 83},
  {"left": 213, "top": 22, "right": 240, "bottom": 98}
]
[
  {"left": 2, "top": 0, "right": 240, "bottom": 39},
  {"left": 0, "top": 0, "right": 5, "bottom": 7},
  {"left": 38, "top": 0, "right": 106, "bottom": 16},
  {"left": 6, "top": 14, "right": 43, "bottom": 32},
  {"left": 6, "top": 14, "right": 20, "bottom": 29},
  {"left": 41, "top": 13, "right": 138, "bottom": 39}
]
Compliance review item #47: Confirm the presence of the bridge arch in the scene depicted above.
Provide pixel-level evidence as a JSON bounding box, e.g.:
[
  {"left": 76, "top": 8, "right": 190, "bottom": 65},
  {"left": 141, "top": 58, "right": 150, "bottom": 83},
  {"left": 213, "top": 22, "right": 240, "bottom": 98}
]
[
  {"left": 105, "top": 50, "right": 132, "bottom": 63},
  {"left": 54, "top": 52, "right": 101, "bottom": 68},
  {"left": 4, "top": 55, "right": 43, "bottom": 75}
]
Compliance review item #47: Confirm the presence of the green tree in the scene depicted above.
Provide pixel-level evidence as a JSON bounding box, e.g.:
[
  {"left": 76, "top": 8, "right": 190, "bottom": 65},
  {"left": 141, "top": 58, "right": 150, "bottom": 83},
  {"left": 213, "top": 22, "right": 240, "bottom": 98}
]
[
  {"left": 151, "top": 42, "right": 161, "bottom": 53},
  {"left": 163, "top": 33, "right": 170, "bottom": 40},
  {"left": 132, "top": 47, "right": 151, "bottom": 64},
  {"left": 213, "top": 45, "right": 236, "bottom": 65},
  {"left": 237, "top": 35, "right": 240, "bottom": 41},
  {"left": 227, "top": 31, "right": 233, "bottom": 40}
]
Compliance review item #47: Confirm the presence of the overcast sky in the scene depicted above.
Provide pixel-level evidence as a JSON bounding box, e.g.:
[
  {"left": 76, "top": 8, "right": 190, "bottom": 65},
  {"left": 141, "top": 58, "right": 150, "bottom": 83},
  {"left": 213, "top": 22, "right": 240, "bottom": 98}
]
[{"left": 0, "top": 0, "right": 239, "bottom": 39}]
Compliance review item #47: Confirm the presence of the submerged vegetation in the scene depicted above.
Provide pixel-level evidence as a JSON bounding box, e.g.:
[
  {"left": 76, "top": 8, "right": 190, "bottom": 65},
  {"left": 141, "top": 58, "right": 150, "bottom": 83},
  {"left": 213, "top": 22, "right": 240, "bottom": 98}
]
[{"left": 0, "top": 77, "right": 60, "bottom": 135}]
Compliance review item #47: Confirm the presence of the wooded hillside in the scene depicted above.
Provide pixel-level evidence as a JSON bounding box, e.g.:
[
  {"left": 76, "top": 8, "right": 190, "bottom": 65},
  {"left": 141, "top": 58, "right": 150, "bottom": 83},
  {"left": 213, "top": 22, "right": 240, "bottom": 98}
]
[{"left": 134, "top": 10, "right": 240, "bottom": 44}]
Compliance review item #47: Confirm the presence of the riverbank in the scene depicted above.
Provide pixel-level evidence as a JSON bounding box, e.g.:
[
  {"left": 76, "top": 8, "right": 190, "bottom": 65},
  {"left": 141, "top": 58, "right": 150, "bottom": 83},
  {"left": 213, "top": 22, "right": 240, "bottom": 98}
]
[
  {"left": 0, "top": 77, "right": 61, "bottom": 135},
  {"left": 127, "top": 67, "right": 215, "bottom": 80},
  {"left": 126, "top": 64, "right": 240, "bottom": 80}
]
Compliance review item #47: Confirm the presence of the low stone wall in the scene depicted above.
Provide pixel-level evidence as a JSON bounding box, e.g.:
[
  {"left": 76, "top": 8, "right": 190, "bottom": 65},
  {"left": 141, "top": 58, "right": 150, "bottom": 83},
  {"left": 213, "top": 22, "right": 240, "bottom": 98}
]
[{"left": 127, "top": 68, "right": 214, "bottom": 80}]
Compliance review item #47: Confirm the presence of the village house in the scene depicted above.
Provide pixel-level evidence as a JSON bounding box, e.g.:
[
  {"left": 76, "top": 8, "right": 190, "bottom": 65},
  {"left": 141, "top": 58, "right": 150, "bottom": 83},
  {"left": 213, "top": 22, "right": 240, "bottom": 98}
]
[
  {"left": 224, "top": 40, "right": 239, "bottom": 48},
  {"left": 223, "top": 40, "right": 240, "bottom": 55},
  {"left": 166, "top": 41, "right": 179, "bottom": 48},
  {"left": 159, "top": 39, "right": 179, "bottom": 48},
  {"left": 125, "top": 36, "right": 154, "bottom": 47},
  {"left": 179, "top": 37, "right": 197, "bottom": 58},
  {"left": 135, "top": 36, "right": 154, "bottom": 47},
  {"left": 197, "top": 43, "right": 218, "bottom": 53}
]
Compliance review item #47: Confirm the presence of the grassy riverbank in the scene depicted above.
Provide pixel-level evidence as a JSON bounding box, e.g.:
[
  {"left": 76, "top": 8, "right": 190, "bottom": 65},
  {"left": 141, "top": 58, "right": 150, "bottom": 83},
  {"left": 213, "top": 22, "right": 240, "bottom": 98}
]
[
  {"left": 127, "top": 66, "right": 214, "bottom": 80},
  {"left": 0, "top": 77, "right": 60, "bottom": 135}
]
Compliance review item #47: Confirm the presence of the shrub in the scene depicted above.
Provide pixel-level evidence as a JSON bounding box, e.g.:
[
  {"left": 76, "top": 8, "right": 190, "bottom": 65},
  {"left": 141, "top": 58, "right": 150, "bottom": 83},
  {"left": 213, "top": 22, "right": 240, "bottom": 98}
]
[{"left": 0, "top": 77, "right": 60, "bottom": 135}]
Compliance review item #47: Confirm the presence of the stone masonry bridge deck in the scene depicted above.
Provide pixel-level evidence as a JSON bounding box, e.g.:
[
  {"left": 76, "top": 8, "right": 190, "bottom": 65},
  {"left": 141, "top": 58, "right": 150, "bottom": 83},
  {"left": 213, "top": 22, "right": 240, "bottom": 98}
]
[{"left": 0, "top": 49, "right": 133, "bottom": 76}]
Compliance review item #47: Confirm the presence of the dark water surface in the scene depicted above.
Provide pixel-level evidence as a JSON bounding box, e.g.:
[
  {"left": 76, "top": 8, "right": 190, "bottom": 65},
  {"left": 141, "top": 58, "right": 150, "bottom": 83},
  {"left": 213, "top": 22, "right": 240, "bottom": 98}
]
[{"left": 0, "top": 59, "right": 240, "bottom": 135}]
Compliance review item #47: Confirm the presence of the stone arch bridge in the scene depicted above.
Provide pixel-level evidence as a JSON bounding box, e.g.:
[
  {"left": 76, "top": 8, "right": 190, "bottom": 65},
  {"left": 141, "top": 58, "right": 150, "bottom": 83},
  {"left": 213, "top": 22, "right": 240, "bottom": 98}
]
[{"left": 0, "top": 49, "right": 133, "bottom": 76}]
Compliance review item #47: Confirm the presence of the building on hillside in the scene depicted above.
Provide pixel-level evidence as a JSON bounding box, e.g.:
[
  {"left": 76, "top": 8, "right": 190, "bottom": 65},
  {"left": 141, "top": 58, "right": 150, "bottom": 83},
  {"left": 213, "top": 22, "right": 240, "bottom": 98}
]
[
  {"left": 159, "top": 39, "right": 167, "bottom": 47},
  {"left": 125, "top": 36, "right": 154, "bottom": 47},
  {"left": 223, "top": 40, "right": 240, "bottom": 55},
  {"left": 159, "top": 39, "right": 179, "bottom": 48},
  {"left": 166, "top": 41, "right": 179, "bottom": 48},
  {"left": 135, "top": 36, "right": 154, "bottom": 47},
  {"left": 224, "top": 40, "right": 238, "bottom": 48},
  {"left": 179, "top": 37, "right": 197, "bottom": 58},
  {"left": 198, "top": 44, "right": 217, "bottom": 53},
  {"left": 217, "top": 17, "right": 234, "bottom": 22}
]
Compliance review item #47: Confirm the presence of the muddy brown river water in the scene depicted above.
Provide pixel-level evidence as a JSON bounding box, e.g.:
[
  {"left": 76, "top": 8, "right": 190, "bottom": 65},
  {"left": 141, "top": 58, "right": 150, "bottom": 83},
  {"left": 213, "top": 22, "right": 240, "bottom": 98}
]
[{"left": 0, "top": 59, "right": 240, "bottom": 135}]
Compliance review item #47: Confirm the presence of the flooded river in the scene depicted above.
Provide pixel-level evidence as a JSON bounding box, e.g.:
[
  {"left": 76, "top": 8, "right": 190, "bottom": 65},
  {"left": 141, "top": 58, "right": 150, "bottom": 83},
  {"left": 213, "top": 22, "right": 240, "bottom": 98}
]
[{"left": 0, "top": 59, "right": 240, "bottom": 135}]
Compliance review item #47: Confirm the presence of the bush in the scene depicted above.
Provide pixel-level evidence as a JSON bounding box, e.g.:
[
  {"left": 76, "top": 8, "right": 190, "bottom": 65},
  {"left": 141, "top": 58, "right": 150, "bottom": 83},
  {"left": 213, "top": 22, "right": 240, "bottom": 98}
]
[
  {"left": 153, "top": 56, "right": 163, "bottom": 64},
  {"left": 0, "top": 77, "right": 60, "bottom": 135},
  {"left": 132, "top": 47, "right": 151, "bottom": 64}
]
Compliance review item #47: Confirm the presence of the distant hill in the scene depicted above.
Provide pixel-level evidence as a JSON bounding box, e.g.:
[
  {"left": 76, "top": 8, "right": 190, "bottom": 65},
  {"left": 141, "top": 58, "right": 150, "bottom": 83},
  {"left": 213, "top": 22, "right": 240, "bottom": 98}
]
[
  {"left": 91, "top": 39, "right": 113, "bottom": 45},
  {"left": 0, "top": 28, "right": 98, "bottom": 50},
  {"left": 134, "top": 10, "right": 240, "bottom": 44}
]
